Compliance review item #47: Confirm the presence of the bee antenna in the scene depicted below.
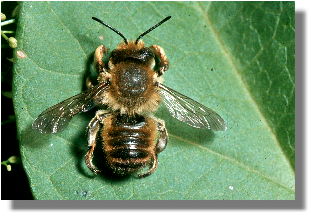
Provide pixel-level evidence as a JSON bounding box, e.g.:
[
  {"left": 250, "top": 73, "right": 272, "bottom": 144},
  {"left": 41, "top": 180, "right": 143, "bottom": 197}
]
[
  {"left": 92, "top": 17, "right": 128, "bottom": 44},
  {"left": 135, "top": 16, "right": 171, "bottom": 44}
]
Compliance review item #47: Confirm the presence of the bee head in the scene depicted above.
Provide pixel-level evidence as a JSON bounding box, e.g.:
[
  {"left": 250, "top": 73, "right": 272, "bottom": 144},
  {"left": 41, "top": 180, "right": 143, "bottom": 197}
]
[
  {"left": 110, "top": 42, "right": 154, "bottom": 66},
  {"left": 92, "top": 16, "right": 171, "bottom": 69}
]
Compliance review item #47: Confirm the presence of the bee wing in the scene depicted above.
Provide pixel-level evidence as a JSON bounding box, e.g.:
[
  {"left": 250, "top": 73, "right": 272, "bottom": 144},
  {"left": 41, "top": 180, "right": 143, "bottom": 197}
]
[
  {"left": 159, "top": 83, "right": 227, "bottom": 131},
  {"left": 32, "top": 82, "right": 109, "bottom": 134}
]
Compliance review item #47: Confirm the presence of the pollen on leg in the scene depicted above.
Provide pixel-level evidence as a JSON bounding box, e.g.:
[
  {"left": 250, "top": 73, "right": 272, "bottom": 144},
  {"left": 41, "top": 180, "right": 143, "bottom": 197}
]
[
  {"left": 150, "top": 45, "right": 169, "bottom": 75},
  {"left": 94, "top": 45, "right": 108, "bottom": 73}
]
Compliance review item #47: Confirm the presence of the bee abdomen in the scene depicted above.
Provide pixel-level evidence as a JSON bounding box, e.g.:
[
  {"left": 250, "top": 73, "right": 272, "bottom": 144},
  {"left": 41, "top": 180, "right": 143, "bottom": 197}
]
[
  {"left": 108, "top": 136, "right": 150, "bottom": 148},
  {"left": 102, "top": 114, "right": 157, "bottom": 175},
  {"left": 105, "top": 135, "right": 153, "bottom": 175},
  {"left": 106, "top": 136, "right": 152, "bottom": 159},
  {"left": 106, "top": 146, "right": 151, "bottom": 175},
  {"left": 109, "top": 148, "right": 149, "bottom": 160}
]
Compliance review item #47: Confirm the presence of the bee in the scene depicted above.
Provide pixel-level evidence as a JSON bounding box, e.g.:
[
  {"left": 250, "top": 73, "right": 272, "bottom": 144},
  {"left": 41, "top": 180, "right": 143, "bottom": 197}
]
[{"left": 32, "top": 16, "right": 226, "bottom": 177}]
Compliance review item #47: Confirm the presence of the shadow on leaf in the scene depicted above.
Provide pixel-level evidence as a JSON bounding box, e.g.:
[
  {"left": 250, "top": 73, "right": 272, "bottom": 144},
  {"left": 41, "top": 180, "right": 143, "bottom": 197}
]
[
  {"left": 155, "top": 106, "right": 215, "bottom": 147},
  {"left": 21, "top": 123, "right": 54, "bottom": 148}
]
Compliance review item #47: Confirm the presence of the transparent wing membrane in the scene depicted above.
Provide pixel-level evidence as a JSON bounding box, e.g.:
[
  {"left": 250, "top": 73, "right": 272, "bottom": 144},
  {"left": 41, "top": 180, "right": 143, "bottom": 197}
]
[
  {"left": 159, "top": 84, "right": 226, "bottom": 131},
  {"left": 32, "top": 82, "right": 109, "bottom": 133}
]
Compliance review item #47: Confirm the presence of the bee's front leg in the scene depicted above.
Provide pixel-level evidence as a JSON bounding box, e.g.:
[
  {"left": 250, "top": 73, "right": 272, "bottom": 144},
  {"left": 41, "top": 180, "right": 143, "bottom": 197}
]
[
  {"left": 150, "top": 45, "right": 169, "bottom": 76},
  {"left": 86, "top": 45, "right": 109, "bottom": 89},
  {"left": 94, "top": 45, "right": 108, "bottom": 73}
]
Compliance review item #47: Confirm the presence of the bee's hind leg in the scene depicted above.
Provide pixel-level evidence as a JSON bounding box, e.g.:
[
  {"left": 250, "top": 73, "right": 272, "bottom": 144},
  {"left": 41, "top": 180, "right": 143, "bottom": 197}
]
[
  {"left": 85, "top": 116, "right": 101, "bottom": 174},
  {"left": 155, "top": 119, "right": 168, "bottom": 153},
  {"left": 137, "top": 118, "right": 168, "bottom": 178},
  {"left": 85, "top": 110, "right": 111, "bottom": 174},
  {"left": 138, "top": 154, "right": 158, "bottom": 178}
]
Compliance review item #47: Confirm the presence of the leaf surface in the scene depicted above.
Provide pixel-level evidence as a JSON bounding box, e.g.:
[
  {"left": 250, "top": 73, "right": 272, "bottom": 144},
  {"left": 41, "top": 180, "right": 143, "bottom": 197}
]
[{"left": 13, "top": 1, "right": 295, "bottom": 200}]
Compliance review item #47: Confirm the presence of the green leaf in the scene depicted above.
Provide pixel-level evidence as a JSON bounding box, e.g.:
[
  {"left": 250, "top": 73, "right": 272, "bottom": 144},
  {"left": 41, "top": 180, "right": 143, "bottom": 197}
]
[{"left": 13, "top": 1, "right": 294, "bottom": 200}]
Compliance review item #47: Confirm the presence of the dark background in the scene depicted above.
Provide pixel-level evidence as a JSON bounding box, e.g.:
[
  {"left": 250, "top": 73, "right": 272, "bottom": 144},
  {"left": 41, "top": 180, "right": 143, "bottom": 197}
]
[{"left": 1, "top": 1, "right": 33, "bottom": 200}]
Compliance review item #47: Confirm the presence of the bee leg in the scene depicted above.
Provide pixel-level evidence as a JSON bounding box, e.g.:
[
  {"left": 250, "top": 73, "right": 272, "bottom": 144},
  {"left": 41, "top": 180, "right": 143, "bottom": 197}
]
[
  {"left": 86, "top": 77, "right": 95, "bottom": 89},
  {"left": 85, "top": 116, "right": 101, "bottom": 174},
  {"left": 94, "top": 45, "right": 108, "bottom": 73},
  {"left": 86, "top": 45, "right": 110, "bottom": 89},
  {"left": 95, "top": 109, "right": 111, "bottom": 122},
  {"left": 138, "top": 154, "right": 158, "bottom": 178},
  {"left": 138, "top": 119, "right": 167, "bottom": 178},
  {"left": 156, "top": 119, "right": 168, "bottom": 153},
  {"left": 85, "top": 110, "right": 111, "bottom": 174},
  {"left": 150, "top": 45, "right": 169, "bottom": 76}
]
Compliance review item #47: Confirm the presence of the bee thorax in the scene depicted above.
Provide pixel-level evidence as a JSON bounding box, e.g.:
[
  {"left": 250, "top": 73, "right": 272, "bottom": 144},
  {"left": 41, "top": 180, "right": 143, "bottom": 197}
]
[
  {"left": 117, "top": 65, "right": 147, "bottom": 97},
  {"left": 105, "top": 62, "right": 161, "bottom": 114}
]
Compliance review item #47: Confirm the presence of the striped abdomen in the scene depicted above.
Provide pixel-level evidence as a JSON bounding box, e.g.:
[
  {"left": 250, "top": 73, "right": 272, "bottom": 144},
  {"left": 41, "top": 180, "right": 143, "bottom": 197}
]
[{"left": 102, "top": 114, "right": 157, "bottom": 175}]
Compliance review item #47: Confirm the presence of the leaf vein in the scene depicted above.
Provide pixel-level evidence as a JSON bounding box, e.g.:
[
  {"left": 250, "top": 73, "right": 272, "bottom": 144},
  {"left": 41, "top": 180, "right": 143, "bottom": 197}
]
[
  {"left": 46, "top": 2, "right": 88, "bottom": 58},
  {"left": 170, "top": 134, "right": 294, "bottom": 193},
  {"left": 196, "top": 2, "right": 294, "bottom": 174}
]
